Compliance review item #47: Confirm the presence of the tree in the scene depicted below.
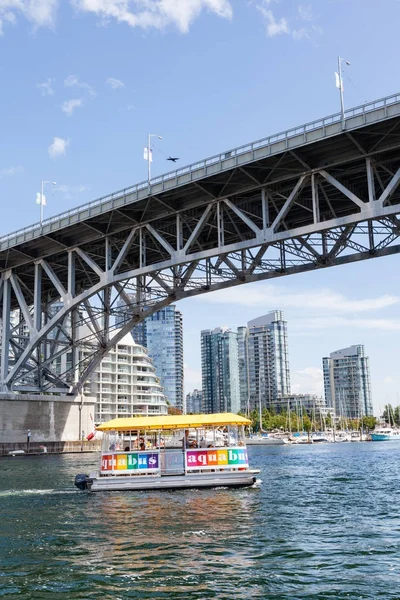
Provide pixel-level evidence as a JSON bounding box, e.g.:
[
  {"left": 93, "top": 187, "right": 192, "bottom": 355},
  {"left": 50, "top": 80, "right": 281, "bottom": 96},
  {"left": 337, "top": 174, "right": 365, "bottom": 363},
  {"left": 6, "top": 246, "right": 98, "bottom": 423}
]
[
  {"left": 168, "top": 406, "right": 182, "bottom": 415},
  {"left": 302, "top": 415, "right": 312, "bottom": 443},
  {"left": 361, "top": 416, "right": 377, "bottom": 431}
]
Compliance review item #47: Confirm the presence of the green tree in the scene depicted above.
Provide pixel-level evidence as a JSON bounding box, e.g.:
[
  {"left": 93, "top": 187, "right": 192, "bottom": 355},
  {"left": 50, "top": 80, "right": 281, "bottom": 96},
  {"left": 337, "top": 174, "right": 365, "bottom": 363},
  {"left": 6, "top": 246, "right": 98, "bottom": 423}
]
[{"left": 361, "top": 416, "right": 377, "bottom": 431}]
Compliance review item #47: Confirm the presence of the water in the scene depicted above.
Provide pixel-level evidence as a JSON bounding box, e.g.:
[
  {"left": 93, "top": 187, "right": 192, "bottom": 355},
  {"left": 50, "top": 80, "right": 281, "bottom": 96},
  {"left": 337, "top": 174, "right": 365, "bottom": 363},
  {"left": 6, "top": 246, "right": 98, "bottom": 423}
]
[{"left": 0, "top": 443, "right": 399, "bottom": 599}]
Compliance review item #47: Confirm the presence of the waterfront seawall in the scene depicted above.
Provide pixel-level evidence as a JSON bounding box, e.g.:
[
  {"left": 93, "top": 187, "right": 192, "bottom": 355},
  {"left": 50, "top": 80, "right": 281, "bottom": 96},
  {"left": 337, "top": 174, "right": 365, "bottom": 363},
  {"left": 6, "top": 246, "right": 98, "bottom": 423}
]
[{"left": 0, "top": 440, "right": 101, "bottom": 456}]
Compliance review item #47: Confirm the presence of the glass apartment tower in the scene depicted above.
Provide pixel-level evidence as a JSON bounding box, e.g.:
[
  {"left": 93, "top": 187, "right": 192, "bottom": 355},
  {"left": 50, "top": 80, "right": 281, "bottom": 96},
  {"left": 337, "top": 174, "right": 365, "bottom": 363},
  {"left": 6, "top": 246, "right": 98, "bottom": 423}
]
[
  {"left": 323, "top": 345, "right": 373, "bottom": 419},
  {"left": 116, "top": 301, "right": 184, "bottom": 412},
  {"left": 240, "top": 311, "right": 291, "bottom": 411},
  {"left": 201, "top": 327, "right": 240, "bottom": 414}
]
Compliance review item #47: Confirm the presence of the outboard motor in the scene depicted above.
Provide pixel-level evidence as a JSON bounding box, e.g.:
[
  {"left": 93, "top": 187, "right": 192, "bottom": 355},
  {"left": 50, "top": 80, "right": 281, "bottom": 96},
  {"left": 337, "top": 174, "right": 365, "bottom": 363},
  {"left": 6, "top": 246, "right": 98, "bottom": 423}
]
[{"left": 75, "top": 474, "right": 89, "bottom": 491}]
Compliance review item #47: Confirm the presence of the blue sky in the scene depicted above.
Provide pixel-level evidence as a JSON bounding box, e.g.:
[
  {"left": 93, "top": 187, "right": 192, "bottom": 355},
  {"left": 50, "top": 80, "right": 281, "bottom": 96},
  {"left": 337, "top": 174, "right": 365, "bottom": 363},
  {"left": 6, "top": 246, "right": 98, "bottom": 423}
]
[{"left": 1, "top": 0, "right": 400, "bottom": 414}]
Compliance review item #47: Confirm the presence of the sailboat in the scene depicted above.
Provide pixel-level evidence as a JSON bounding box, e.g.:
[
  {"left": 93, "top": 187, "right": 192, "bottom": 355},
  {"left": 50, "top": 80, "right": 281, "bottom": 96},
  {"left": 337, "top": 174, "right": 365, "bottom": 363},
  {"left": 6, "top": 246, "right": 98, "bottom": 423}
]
[{"left": 246, "top": 374, "right": 287, "bottom": 446}]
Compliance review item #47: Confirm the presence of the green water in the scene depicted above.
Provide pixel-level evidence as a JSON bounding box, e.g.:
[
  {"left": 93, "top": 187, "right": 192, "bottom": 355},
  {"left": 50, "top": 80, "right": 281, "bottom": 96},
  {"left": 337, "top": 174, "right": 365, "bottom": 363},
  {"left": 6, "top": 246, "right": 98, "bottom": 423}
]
[{"left": 0, "top": 443, "right": 399, "bottom": 599}]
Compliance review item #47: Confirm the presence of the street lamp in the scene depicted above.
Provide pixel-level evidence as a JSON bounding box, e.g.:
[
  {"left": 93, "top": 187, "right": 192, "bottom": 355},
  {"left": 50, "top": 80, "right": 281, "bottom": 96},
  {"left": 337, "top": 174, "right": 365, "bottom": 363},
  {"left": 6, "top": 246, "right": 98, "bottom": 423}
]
[
  {"left": 37, "top": 180, "right": 57, "bottom": 226},
  {"left": 145, "top": 133, "right": 162, "bottom": 184},
  {"left": 336, "top": 56, "right": 350, "bottom": 129}
]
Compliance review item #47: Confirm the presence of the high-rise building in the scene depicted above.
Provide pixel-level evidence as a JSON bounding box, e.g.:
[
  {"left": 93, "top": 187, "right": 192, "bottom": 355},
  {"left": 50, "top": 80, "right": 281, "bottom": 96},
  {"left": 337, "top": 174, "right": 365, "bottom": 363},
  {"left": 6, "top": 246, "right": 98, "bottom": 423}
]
[
  {"left": 186, "top": 389, "right": 203, "bottom": 414},
  {"left": 116, "top": 301, "right": 184, "bottom": 412},
  {"left": 237, "top": 326, "right": 250, "bottom": 413},
  {"left": 144, "top": 306, "right": 184, "bottom": 412},
  {"left": 201, "top": 327, "right": 240, "bottom": 414},
  {"left": 241, "top": 311, "right": 290, "bottom": 411},
  {"left": 323, "top": 345, "right": 373, "bottom": 419},
  {"left": 81, "top": 331, "right": 168, "bottom": 423}
]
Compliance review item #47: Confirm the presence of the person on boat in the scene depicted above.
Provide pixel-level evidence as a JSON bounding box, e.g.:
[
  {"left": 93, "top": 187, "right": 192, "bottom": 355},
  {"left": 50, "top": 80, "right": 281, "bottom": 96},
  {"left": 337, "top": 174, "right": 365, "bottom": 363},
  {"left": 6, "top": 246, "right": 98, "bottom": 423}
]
[
  {"left": 124, "top": 446, "right": 130, "bottom": 452},
  {"left": 182, "top": 430, "right": 190, "bottom": 449}
]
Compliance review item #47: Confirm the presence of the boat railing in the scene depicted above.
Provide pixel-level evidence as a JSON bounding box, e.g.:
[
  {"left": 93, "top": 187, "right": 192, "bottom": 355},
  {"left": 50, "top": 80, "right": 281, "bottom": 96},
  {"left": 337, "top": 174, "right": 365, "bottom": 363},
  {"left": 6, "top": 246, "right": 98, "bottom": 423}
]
[{"left": 99, "top": 443, "right": 249, "bottom": 475}]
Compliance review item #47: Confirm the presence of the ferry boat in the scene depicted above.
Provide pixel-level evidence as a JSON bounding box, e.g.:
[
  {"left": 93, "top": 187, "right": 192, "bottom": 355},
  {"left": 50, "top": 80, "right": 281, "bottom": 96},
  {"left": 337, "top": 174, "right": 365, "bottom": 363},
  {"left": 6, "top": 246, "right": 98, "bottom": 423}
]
[
  {"left": 370, "top": 427, "right": 400, "bottom": 441},
  {"left": 74, "top": 413, "right": 259, "bottom": 492}
]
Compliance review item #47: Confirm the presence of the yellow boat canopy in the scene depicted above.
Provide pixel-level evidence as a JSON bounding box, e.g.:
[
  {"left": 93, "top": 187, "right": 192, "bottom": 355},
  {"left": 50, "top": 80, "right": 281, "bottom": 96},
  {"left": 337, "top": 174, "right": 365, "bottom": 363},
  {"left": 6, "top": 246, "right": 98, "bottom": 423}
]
[{"left": 96, "top": 412, "right": 251, "bottom": 432}]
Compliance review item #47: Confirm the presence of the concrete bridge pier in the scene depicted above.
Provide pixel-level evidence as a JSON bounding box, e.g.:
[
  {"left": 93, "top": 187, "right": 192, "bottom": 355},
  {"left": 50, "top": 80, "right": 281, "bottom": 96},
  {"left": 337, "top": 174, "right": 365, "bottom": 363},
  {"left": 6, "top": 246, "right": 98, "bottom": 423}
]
[{"left": 0, "top": 393, "right": 96, "bottom": 444}]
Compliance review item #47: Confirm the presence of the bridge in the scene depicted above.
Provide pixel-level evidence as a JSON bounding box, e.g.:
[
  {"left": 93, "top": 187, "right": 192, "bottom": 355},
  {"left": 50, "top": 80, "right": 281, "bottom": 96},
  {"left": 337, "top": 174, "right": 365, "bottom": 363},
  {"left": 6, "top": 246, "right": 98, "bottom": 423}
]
[{"left": 1, "top": 92, "right": 400, "bottom": 395}]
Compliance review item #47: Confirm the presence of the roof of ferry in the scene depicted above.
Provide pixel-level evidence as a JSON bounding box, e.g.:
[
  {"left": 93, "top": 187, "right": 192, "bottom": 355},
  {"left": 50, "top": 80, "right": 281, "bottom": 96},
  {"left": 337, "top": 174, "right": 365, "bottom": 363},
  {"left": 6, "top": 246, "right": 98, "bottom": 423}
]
[{"left": 96, "top": 413, "right": 251, "bottom": 431}]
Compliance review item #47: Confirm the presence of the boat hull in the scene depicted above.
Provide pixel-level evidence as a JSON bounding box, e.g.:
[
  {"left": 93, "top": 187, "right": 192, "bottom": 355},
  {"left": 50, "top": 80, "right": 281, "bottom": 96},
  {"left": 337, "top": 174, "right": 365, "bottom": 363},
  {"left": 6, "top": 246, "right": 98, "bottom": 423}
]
[
  {"left": 76, "top": 470, "right": 259, "bottom": 492},
  {"left": 246, "top": 437, "right": 286, "bottom": 446}
]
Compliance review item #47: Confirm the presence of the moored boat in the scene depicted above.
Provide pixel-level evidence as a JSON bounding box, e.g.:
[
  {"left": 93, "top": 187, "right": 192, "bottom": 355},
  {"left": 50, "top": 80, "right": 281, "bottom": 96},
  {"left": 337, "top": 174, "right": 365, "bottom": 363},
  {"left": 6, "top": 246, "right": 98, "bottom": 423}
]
[
  {"left": 370, "top": 427, "right": 400, "bottom": 441},
  {"left": 74, "top": 413, "right": 259, "bottom": 492},
  {"left": 246, "top": 434, "right": 287, "bottom": 446}
]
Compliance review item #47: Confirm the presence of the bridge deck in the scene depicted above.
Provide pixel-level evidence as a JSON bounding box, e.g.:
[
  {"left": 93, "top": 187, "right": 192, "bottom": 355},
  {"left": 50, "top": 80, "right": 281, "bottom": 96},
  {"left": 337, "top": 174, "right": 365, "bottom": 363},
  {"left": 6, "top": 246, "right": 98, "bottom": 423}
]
[
  {"left": 1, "top": 92, "right": 400, "bottom": 257},
  {"left": 2, "top": 92, "right": 400, "bottom": 309}
]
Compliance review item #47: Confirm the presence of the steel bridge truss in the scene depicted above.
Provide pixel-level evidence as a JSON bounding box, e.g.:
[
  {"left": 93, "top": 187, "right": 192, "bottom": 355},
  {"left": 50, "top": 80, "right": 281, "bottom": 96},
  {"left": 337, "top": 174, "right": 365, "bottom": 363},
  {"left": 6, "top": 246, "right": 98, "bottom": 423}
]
[{"left": 1, "top": 154, "right": 400, "bottom": 394}]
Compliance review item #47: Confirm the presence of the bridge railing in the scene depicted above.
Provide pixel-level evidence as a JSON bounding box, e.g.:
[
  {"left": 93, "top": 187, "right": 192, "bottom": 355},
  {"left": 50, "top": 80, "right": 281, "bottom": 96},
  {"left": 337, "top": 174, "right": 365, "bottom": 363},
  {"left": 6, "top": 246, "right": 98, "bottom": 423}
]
[{"left": 1, "top": 91, "right": 400, "bottom": 246}]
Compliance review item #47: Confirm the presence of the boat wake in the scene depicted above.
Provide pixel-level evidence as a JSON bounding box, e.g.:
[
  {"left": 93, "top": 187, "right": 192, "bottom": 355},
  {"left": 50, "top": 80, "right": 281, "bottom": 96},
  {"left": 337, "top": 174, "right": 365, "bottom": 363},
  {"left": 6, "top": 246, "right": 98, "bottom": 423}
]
[{"left": 0, "top": 489, "right": 76, "bottom": 497}]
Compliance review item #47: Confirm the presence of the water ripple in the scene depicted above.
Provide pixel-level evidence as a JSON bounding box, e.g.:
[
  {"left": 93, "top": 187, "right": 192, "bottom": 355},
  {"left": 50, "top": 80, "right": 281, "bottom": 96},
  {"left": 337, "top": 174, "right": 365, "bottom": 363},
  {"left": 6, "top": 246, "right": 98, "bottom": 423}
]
[{"left": 1, "top": 444, "right": 400, "bottom": 598}]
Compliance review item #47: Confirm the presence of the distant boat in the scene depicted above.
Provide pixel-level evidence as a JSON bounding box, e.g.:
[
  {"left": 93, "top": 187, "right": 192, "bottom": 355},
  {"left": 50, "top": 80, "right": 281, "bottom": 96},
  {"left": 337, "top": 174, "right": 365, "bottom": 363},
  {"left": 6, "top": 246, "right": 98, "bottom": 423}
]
[
  {"left": 371, "top": 427, "right": 400, "bottom": 441},
  {"left": 246, "top": 434, "right": 287, "bottom": 446}
]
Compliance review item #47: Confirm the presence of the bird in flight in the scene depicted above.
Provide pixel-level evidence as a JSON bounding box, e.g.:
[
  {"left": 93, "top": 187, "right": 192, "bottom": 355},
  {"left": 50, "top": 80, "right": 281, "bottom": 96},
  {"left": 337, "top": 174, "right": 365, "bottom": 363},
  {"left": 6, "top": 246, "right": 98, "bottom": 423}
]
[{"left": 167, "top": 157, "right": 179, "bottom": 163}]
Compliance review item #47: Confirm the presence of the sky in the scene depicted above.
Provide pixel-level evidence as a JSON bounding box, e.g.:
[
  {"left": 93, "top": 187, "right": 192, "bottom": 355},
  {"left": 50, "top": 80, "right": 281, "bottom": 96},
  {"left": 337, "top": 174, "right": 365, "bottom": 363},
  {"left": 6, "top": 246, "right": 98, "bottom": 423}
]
[{"left": 1, "top": 0, "right": 400, "bottom": 415}]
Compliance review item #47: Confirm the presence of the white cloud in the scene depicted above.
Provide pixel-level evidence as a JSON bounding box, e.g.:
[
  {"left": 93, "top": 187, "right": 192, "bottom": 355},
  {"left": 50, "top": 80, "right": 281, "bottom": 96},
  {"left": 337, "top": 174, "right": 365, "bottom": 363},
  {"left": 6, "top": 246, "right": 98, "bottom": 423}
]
[
  {"left": 197, "top": 284, "right": 399, "bottom": 313},
  {"left": 57, "top": 184, "right": 87, "bottom": 194},
  {"left": 292, "top": 27, "right": 309, "bottom": 41},
  {"left": 56, "top": 183, "right": 88, "bottom": 199},
  {"left": 298, "top": 316, "right": 400, "bottom": 332},
  {"left": 48, "top": 137, "right": 69, "bottom": 159},
  {"left": 257, "top": 3, "right": 289, "bottom": 37},
  {"left": 64, "top": 74, "right": 95, "bottom": 97},
  {"left": 297, "top": 4, "right": 314, "bottom": 21},
  {"left": 106, "top": 77, "right": 125, "bottom": 89},
  {"left": 0, "top": 0, "right": 58, "bottom": 34},
  {"left": 71, "top": 0, "right": 233, "bottom": 33},
  {"left": 37, "top": 78, "right": 55, "bottom": 96},
  {"left": 293, "top": 4, "right": 322, "bottom": 41},
  {"left": 62, "top": 98, "right": 83, "bottom": 116},
  {"left": 291, "top": 367, "right": 324, "bottom": 395},
  {"left": 0, "top": 165, "right": 24, "bottom": 179}
]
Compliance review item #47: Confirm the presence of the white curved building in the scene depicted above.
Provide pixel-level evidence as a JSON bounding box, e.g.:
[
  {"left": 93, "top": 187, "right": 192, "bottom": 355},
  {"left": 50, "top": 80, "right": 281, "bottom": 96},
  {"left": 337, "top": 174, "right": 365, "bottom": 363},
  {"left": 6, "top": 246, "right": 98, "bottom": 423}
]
[{"left": 82, "top": 331, "right": 168, "bottom": 423}]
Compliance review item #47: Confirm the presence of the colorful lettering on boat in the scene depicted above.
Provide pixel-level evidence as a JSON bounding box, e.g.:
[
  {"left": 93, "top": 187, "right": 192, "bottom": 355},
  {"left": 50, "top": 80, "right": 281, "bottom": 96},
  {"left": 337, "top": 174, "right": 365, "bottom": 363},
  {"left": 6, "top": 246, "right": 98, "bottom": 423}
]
[
  {"left": 101, "top": 452, "right": 159, "bottom": 472},
  {"left": 185, "top": 447, "right": 248, "bottom": 469}
]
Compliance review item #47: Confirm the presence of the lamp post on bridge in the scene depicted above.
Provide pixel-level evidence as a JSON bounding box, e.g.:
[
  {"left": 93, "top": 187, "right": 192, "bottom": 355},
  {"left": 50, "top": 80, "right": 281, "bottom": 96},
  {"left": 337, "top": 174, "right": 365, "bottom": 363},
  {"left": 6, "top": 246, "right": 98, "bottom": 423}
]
[
  {"left": 37, "top": 180, "right": 57, "bottom": 227},
  {"left": 145, "top": 133, "right": 162, "bottom": 186},
  {"left": 335, "top": 56, "right": 350, "bottom": 130}
]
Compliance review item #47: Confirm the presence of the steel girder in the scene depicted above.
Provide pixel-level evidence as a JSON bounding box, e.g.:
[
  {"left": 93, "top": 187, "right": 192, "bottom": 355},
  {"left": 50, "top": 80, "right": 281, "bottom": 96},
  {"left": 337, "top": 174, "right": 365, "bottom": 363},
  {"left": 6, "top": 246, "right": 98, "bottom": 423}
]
[{"left": 1, "top": 155, "right": 400, "bottom": 395}]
